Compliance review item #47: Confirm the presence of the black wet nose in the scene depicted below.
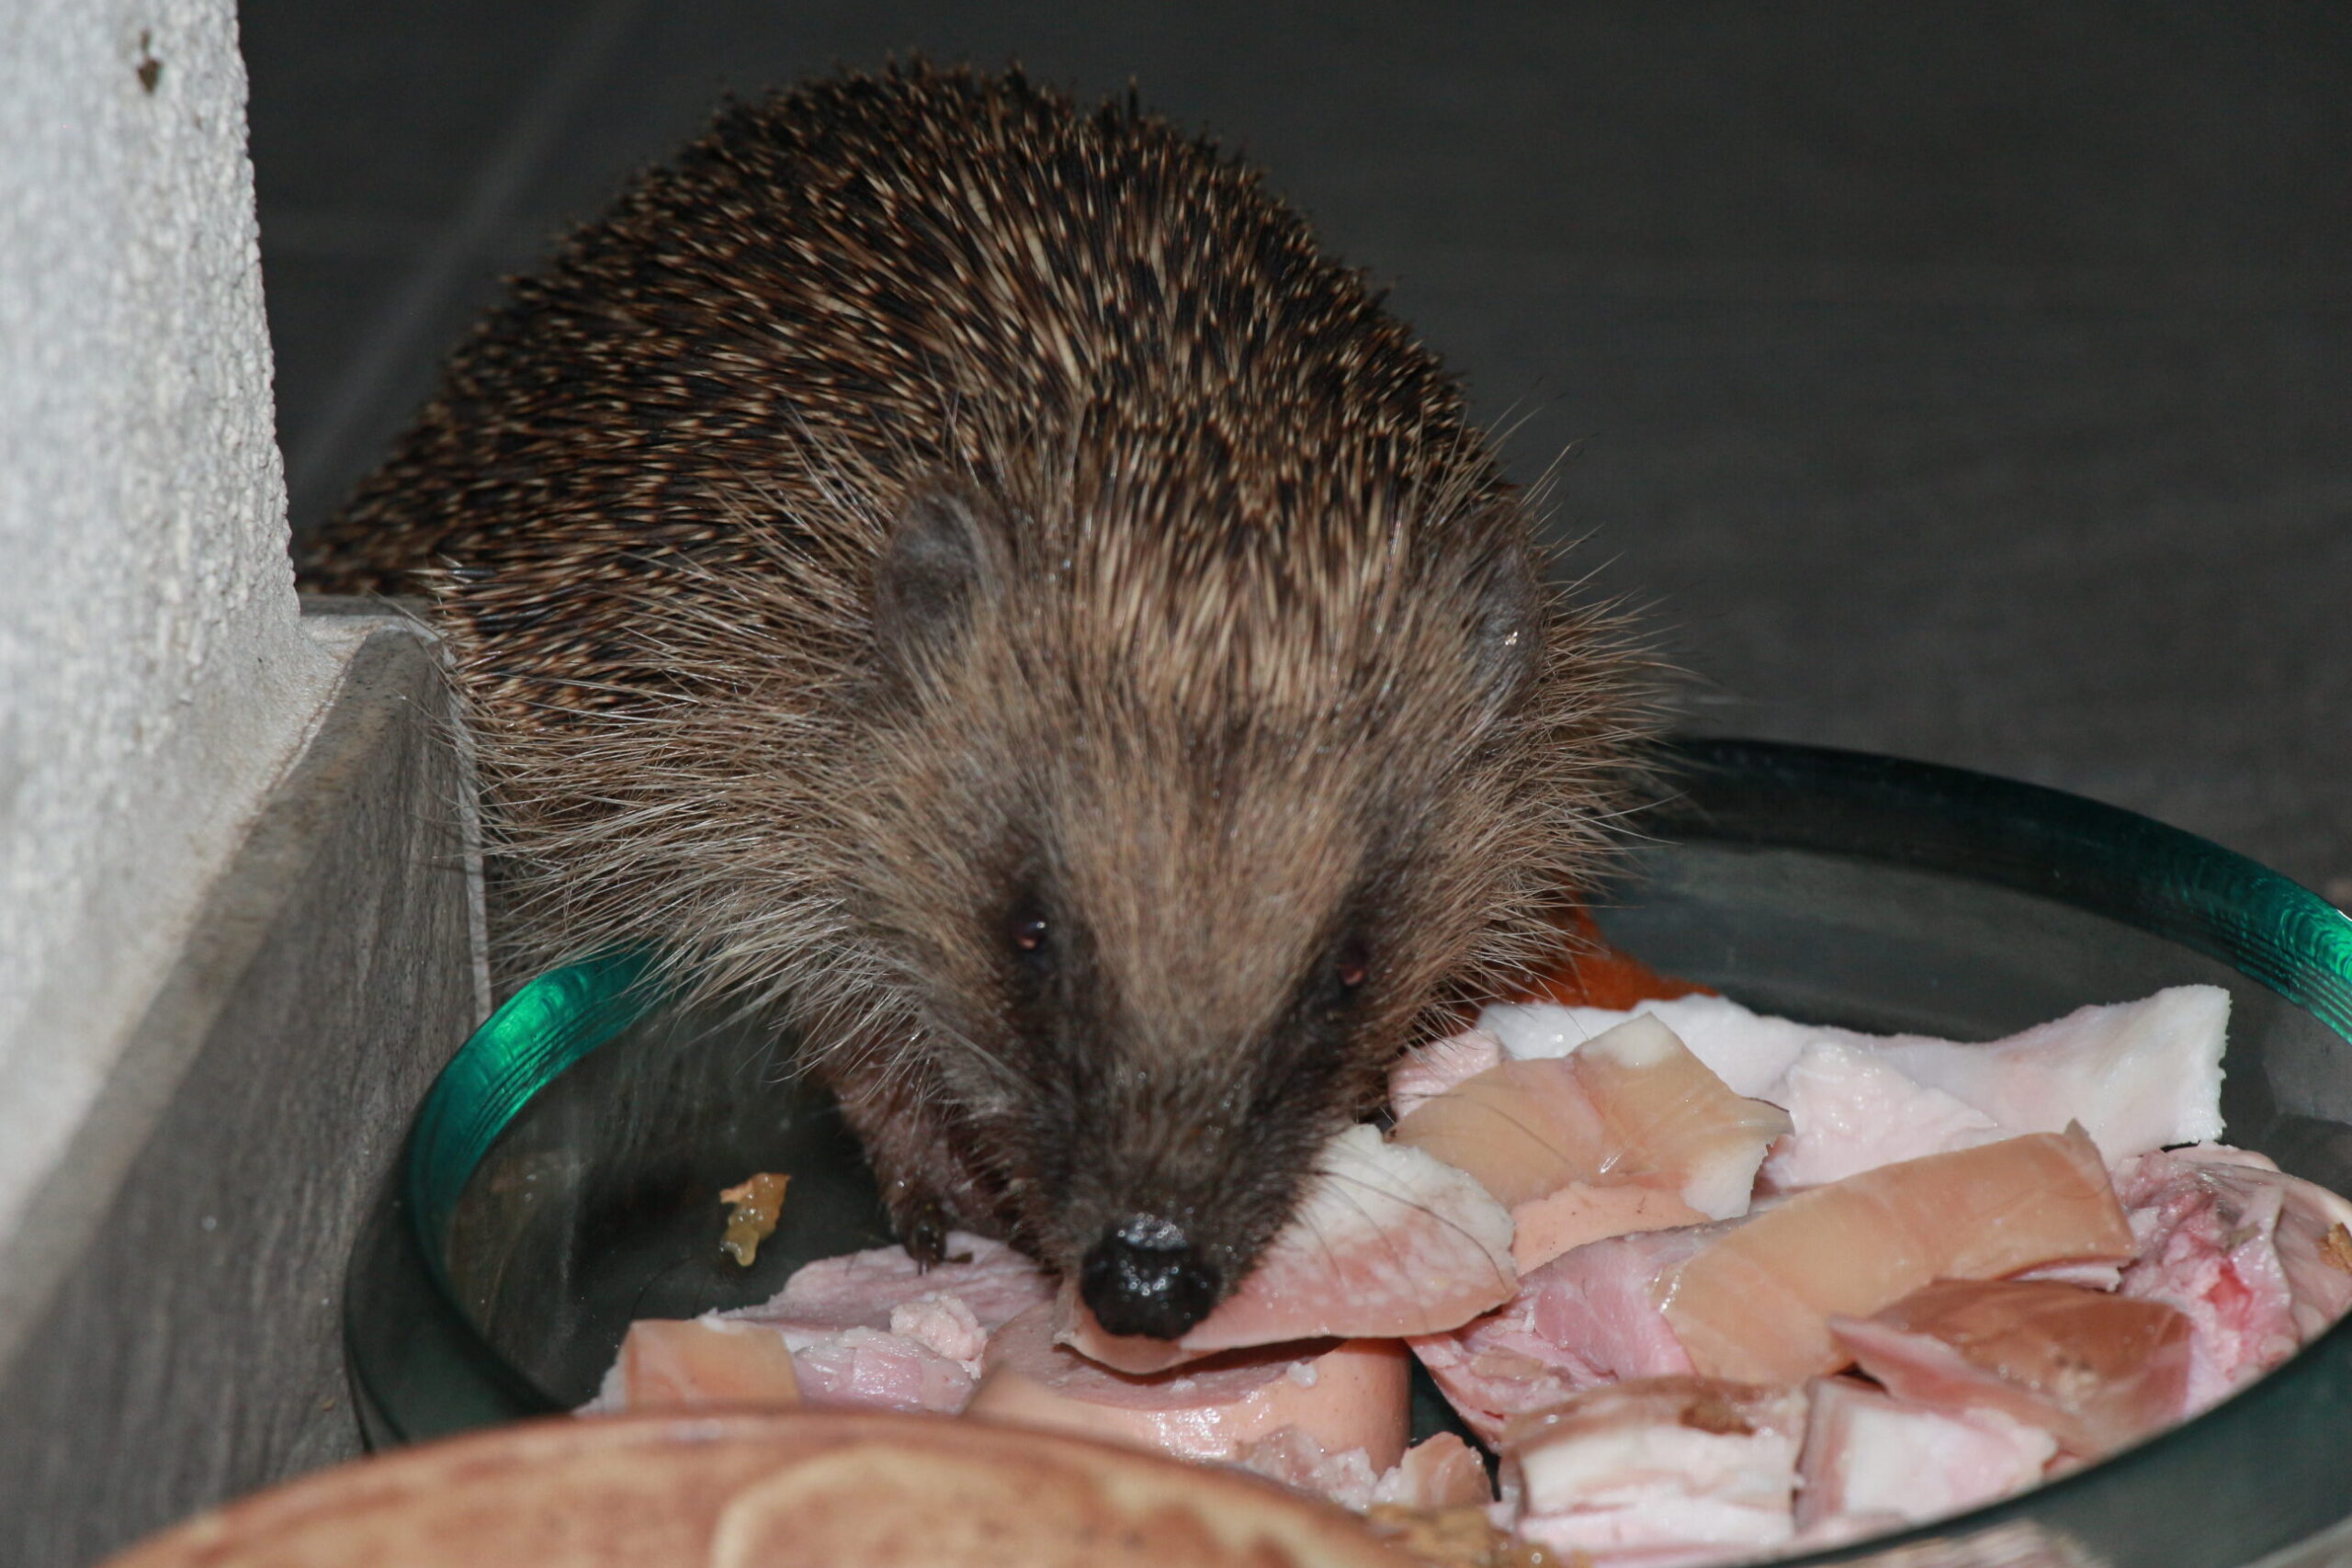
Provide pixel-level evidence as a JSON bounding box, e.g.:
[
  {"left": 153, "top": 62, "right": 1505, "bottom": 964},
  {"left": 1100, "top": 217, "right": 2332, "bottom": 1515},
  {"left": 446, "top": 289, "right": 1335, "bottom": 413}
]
[{"left": 1079, "top": 1214, "right": 1222, "bottom": 1340}]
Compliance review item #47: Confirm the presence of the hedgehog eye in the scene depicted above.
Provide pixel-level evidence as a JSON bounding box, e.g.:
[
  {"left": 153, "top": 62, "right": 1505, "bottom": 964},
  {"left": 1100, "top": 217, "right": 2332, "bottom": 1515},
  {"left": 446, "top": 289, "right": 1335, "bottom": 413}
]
[
  {"left": 1007, "top": 905, "right": 1050, "bottom": 958},
  {"left": 1334, "top": 940, "right": 1370, "bottom": 992}
]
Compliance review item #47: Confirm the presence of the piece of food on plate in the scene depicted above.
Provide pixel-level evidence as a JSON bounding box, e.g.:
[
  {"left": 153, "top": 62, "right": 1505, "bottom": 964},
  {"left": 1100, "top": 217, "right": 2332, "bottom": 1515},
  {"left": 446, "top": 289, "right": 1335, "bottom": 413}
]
[
  {"left": 1480, "top": 993, "right": 1815, "bottom": 1100},
  {"left": 729, "top": 1230, "right": 1053, "bottom": 1338},
  {"left": 969, "top": 1303, "right": 1410, "bottom": 1489},
  {"left": 1758, "top": 1042, "right": 2004, "bottom": 1190},
  {"left": 1502, "top": 1377, "right": 1807, "bottom": 1562},
  {"left": 593, "top": 1315, "right": 803, "bottom": 1411},
  {"left": 1828, "top": 1280, "right": 2191, "bottom": 1458},
  {"left": 1794, "top": 1376, "right": 2056, "bottom": 1541},
  {"left": 1059, "top": 1125, "right": 1516, "bottom": 1373},
  {"left": 1234, "top": 1428, "right": 1494, "bottom": 1515},
  {"left": 2115, "top": 1144, "right": 2352, "bottom": 1408},
  {"left": 1390, "top": 1014, "right": 1785, "bottom": 1272},
  {"left": 1389, "top": 1029, "right": 1507, "bottom": 1121},
  {"left": 1410, "top": 1224, "right": 1721, "bottom": 1445},
  {"left": 717, "top": 1171, "right": 791, "bottom": 1267},
  {"left": 1665, "top": 1127, "right": 2136, "bottom": 1385}
]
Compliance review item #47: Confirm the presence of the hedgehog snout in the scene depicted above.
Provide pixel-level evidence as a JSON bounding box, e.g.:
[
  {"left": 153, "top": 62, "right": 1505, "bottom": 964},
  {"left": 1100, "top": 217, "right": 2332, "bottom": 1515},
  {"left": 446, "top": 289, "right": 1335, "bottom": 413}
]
[{"left": 1078, "top": 1213, "right": 1223, "bottom": 1339}]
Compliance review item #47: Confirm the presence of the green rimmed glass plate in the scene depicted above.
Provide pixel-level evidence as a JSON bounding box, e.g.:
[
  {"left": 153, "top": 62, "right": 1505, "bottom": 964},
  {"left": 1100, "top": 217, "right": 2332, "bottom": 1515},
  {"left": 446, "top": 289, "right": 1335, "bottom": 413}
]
[{"left": 344, "top": 738, "right": 2352, "bottom": 1567}]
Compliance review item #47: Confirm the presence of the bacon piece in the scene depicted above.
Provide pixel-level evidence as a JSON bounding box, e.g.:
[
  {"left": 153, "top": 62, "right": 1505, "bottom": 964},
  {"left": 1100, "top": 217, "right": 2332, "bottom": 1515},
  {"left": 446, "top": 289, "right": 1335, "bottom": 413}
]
[
  {"left": 1390, "top": 1056, "right": 1605, "bottom": 1208},
  {"left": 1795, "top": 1376, "right": 2055, "bottom": 1538},
  {"left": 1828, "top": 1280, "right": 2190, "bottom": 1457},
  {"left": 596, "top": 1316, "right": 802, "bottom": 1411},
  {"left": 731, "top": 1231, "right": 1051, "bottom": 1337},
  {"left": 1481, "top": 994, "right": 1814, "bottom": 1101},
  {"left": 1388, "top": 1028, "right": 1506, "bottom": 1121},
  {"left": 1510, "top": 1182, "right": 1709, "bottom": 1275},
  {"left": 1570, "top": 1014, "right": 1791, "bottom": 1221},
  {"left": 1663, "top": 1128, "right": 2134, "bottom": 1386},
  {"left": 786, "top": 1325, "right": 977, "bottom": 1414},
  {"left": 1503, "top": 1377, "right": 1806, "bottom": 1562},
  {"left": 1410, "top": 1224, "right": 1718, "bottom": 1445},
  {"left": 1390, "top": 1015, "right": 1782, "bottom": 1270},
  {"left": 1062, "top": 1125, "right": 1516, "bottom": 1373},
  {"left": 1760, "top": 1041, "right": 2003, "bottom": 1190},
  {"left": 969, "top": 1304, "right": 1410, "bottom": 1471},
  {"left": 2114, "top": 1145, "right": 2352, "bottom": 1409},
  {"left": 1372, "top": 1433, "right": 1495, "bottom": 1511}
]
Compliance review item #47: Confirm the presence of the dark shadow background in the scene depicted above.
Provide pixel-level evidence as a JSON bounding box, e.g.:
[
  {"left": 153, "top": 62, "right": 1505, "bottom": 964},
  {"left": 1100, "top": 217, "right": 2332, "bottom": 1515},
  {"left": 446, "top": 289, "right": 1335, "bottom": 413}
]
[{"left": 241, "top": 1, "right": 2352, "bottom": 896}]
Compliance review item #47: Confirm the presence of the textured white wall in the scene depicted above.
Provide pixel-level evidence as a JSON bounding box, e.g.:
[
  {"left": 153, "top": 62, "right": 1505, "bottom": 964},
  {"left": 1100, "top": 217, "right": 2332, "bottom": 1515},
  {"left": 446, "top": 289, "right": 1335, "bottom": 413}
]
[{"left": 0, "top": 0, "right": 344, "bottom": 1245}]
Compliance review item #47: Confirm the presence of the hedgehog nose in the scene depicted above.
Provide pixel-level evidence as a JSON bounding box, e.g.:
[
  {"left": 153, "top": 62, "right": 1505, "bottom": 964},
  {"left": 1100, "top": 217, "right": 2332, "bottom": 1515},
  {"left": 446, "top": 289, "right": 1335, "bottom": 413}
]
[{"left": 1080, "top": 1214, "right": 1222, "bottom": 1340}]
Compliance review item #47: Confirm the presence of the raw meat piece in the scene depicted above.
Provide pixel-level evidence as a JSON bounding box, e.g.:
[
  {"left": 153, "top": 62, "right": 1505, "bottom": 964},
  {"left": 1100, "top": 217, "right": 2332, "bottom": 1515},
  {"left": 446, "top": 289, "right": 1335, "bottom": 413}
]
[
  {"left": 1481, "top": 994, "right": 1815, "bottom": 1100},
  {"left": 1410, "top": 1224, "right": 1717, "bottom": 1445},
  {"left": 1760, "top": 1042, "right": 2003, "bottom": 1190},
  {"left": 1371, "top": 1434, "right": 1495, "bottom": 1510},
  {"left": 1664, "top": 1128, "right": 2135, "bottom": 1385},
  {"left": 969, "top": 1304, "right": 1410, "bottom": 1470},
  {"left": 1871, "top": 987, "right": 2228, "bottom": 1161},
  {"left": 731, "top": 1231, "right": 1051, "bottom": 1337},
  {"left": 1828, "top": 1280, "right": 2190, "bottom": 1456},
  {"left": 1389, "top": 1014, "right": 1781, "bottom": 1265},
  {"left": 2115, "top": 1145, "right": 2352, "bottom": 1409},
  {"left": 1503, "top": 1377, "right": 1806, "bottom": 1562},
  {"left": 1495, "top": 987, "right": 2229, "bottom": 1169},
  {"left": 1390, "top": 1056, "right": 1605, "bottom": 1208},
  {"left": 593, "top": 1315, "right": 802, "bottom": 1411},
  {"left": 1061, "top": 1125, "right": 1515, "bottom": 1372},
  {"left": 1389, "top": 1029, "right": 1505, "bottom": 1121},
  {"left": 1510, "top": 1183, "right": 1708, "bottom": 1275},
  {"left": 1569, "top": 1014, "right": 1791, "bottom": 1220},
  {"left": 1233, "top": 1427, "right": 1384, "bottom": 1510},
  {"left": 1795, "top": 1376, "right": 2055, "bottom": 1536},
  {"left": 787, "top": 1325, "right": 976, "bottom": 1414},
  {"left": 888, "top": 1293, "right": 988, "bottom": 1366}
]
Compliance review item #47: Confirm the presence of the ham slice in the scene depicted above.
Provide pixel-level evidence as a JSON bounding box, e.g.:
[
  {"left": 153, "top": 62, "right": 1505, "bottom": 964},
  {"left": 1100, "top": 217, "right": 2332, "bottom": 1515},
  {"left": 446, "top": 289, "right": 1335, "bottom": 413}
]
[
  {"left": 1504, "top": 1377, "right": 1807, "bottom": 1562},
  {"left": 785, "top": 1325, "right": 977, "bottom": 1414},
  {"left": 1061, "top": 1125, "right": 1515, "bottom": 1373},
  {"left": 1828, "top": 1280, "right": 2190, "bottom": 1457},
  {"left": 1388, "top": 1029, "right": 1506, "bottom": 1121},
  {"left": 969, "top": 1304, "right": 1409, "bottom": 1472},
  {"left": 1390, "top": 1014, "right": 1784, "bottom": 1271},
  {"left": 1410, "top": 1224, "right": 1717, "bottom": 1445},
  {"left": 1496, "top": 987, "right": 2229, "bottom": 1173},
  {"left": 1760, "top": 1042, "right": 2003, "bottom": 1190},
  {"left": 1795, "top": 1376, "right": 2055, "bottom": 1538},
  {"left": 2114, "top": 1145, "right": 2352, "bottom": 1409},
  {"left": 730, "top": 1232, "right": 1051, "bottom": 1337},
  {"left": 1663, "top": 1128, "right": 2135, "bottom": 1385},
  {"left": 594, "top": 1315, "right": 803, "bottom": 1411}
]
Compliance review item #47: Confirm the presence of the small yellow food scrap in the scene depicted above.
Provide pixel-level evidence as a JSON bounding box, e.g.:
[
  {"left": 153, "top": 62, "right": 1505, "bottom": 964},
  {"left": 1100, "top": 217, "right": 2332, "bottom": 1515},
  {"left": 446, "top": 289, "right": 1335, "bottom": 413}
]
[
  {"left": 2322, "top": 1222, "right": 2352, "bottom": 1275},
  {"left": 718, "top": 1171, "right": 790, "bottom": 1267}
]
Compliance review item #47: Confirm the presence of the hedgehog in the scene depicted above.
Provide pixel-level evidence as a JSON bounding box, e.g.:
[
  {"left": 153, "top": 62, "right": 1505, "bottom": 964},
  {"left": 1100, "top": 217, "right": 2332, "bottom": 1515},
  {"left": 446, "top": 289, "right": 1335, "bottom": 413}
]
[{"left": 300, "top": 62, "right": 1653, "bottom": 1340}]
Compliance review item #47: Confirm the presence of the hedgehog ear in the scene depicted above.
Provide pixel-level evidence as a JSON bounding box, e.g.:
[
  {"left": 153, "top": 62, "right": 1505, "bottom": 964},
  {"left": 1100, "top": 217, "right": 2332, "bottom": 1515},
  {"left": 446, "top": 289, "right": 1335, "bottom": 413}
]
[
  {"left": 1467, "top": 536, "right": 1544, "bottom": 716},
  {"left": 874, "top": 477, "right": 1012, "bottom": 677}
]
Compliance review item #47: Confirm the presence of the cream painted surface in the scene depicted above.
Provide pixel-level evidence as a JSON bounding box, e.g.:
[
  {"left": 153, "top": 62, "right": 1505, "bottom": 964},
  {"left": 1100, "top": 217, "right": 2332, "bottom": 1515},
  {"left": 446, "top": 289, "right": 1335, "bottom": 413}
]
[{"left": 0, "top": 0, "right": 345, "bottom": 1247}]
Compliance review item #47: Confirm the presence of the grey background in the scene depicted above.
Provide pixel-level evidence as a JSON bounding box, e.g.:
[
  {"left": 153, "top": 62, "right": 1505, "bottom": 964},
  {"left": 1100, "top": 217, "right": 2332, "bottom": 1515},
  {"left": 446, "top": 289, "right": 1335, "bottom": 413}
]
[{"left": 243, "top": 1, "right": 2352, "bottom": 897}]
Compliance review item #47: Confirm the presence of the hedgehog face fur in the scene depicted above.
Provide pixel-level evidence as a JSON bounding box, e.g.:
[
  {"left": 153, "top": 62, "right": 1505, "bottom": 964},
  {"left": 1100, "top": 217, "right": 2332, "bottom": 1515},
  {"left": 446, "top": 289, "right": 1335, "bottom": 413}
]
[{"left": 300, "top": 64, "right": 1652, "bottom": 1339}]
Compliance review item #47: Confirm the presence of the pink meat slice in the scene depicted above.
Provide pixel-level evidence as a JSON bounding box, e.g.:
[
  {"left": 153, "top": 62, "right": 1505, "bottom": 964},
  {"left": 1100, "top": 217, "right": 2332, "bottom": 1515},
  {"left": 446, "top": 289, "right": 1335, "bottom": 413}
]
[
  {"left": 1372, "top": 1433, "right": 1495, "bottom": 1511},
  {"left": 1388, "top": 1028, "right": 1506, "bottom": 1121},
  {"left": 1503, "top": 1377, "right": 1807, "bottom": 1563},
  {"left": 1663, "top": 1128, "right": 2135, "bottom": 1385},
  {"left": 969, "top": 1303, "right": 1410, "bottom": 1471},
  {"left": 591, "top": 1314, "right": 803, "bottom": 1413},
  {"left": 1390, "top": 1055, "right": 1605, "bottom": 1208},
  {"left": 1061, "top": 1125, "right": 1516, "bottom": 1373},
  {"left": 1510, "top": 1183, "right": 1710, "bottom": 1275},
  {"left": 1760, "top": 1041, "right": 2003, "bottom": 1190},
  {"left": 786, "top": 1325, "right": 977, "bottom": 1414},
  {"left": 1570, "top": 1014, "right": 1791, "bottom": 1220},
  {"left": 1794, "top": 1376, "right": 2055, "bottom": 1538},
  {"left": 1479, "top": 994, "right": 1815, "bottom": 1100},
  {"left": 729, "top": 1231, "right": 1051, "bottom": 1336},
  {"left": 1409, "top": 1224, "right": 1717, "bottom": 1445},
  {"left": 1828, "top": 1280, "right": 2190, "bottom": 1457},
  {"left": 2114, "top": 1145, "right": 2352, "bottom": 1410}
]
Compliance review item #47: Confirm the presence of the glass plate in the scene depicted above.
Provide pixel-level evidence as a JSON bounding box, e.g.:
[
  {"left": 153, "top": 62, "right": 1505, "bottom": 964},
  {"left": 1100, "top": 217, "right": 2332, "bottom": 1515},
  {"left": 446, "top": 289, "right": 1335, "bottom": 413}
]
[{"left": 344, "top": 738, "right": 2352, "bottom": 1567}]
